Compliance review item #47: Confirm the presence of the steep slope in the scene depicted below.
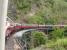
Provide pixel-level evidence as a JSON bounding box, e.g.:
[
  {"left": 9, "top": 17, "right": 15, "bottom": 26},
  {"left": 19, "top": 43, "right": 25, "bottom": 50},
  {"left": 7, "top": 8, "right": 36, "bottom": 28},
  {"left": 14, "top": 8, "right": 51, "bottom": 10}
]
[{"left": 8, "top": 0, "right": 67, "bottom": 24}]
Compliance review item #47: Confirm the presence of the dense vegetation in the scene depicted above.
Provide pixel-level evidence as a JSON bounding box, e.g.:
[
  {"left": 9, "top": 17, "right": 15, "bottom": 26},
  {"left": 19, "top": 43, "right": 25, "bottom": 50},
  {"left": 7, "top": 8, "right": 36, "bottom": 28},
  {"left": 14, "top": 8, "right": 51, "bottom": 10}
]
[
  {"left": 8, "top": 0, "right": 67, "bottom": 24},
  {"left": 19, "top": 27, "right": 67, "bottom": 50},
  {"left": 7, "top": 0, "right": 67, "bottom": 50}
]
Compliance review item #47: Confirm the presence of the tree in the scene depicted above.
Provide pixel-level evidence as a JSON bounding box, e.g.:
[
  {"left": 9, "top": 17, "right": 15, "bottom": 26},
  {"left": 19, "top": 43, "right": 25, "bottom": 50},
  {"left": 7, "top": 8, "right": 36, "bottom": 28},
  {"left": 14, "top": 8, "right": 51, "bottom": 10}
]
[
  {"left": 31, "top": 31, "right": 47, "bottom": 47},
  {"left": 49, "top": 28, "right": 64, "bottom": 40}
]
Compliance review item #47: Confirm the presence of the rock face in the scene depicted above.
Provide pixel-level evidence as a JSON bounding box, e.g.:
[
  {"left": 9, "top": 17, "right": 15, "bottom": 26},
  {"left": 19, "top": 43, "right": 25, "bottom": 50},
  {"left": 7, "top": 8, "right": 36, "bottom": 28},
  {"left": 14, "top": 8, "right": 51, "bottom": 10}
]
[
  {"left": 5, "top": 37, "right": 15, "bottom": 50},
  {"left": 5, "top": 36, "right": 21, "bottom": 50}
]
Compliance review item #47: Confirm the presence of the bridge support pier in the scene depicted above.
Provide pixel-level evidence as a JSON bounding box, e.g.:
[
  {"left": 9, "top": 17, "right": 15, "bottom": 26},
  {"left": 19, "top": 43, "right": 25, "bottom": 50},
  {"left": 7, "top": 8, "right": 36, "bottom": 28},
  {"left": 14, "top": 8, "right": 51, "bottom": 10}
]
[{"left": 0, "top": 0, "right": 8, "bottom": 50}]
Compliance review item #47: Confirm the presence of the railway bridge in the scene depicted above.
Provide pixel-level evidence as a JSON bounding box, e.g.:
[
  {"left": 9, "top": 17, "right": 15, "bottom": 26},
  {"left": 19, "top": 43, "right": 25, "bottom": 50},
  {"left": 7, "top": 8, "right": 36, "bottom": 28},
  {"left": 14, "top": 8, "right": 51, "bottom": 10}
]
[
  {"left": 5, "top": 18, "right": 66, "bottom": 50},
  {"left": 5, "top": 24, "right": 66, "bottom": 50}
]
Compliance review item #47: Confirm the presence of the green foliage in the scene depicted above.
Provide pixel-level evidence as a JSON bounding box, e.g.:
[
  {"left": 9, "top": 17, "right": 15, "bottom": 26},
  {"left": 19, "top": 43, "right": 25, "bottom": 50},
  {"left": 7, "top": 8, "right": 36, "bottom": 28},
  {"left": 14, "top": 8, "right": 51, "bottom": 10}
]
[
  {"left": 10, "top": 0, "right": 67, "bottom": 24},
  {"left": 49, "top": 28, "right": 64, "bottom": 40},
  {"left": 45, "top": 38, "right": 67, "bottom": 50},
  {"left": 64, "top": 26, "right": 67, "bottom": 36},
  {"left": 9, "top": 0, "right": 67, "bottom": 24},
  {"left": 31, "top": 38, "right": 67, "bottom": 50},
  {"left": 28, "top": 15, "right": 45, "bottom": 24},
  {"left": 14, "top": 0, "right": 31, "bottom": 10},
  {"left": 31, "top": 31, "right": 47, "bottom": 47},
  {"left": 55, "top": 38, "right": 67, "bottom": 47}
]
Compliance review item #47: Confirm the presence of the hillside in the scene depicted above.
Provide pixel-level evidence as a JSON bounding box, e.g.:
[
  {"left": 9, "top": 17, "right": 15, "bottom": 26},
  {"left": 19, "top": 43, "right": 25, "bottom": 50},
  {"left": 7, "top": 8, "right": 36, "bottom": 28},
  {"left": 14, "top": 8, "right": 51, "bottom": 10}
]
[{"left": 8, "top": 0, "right": 67, "bottom": 24}]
